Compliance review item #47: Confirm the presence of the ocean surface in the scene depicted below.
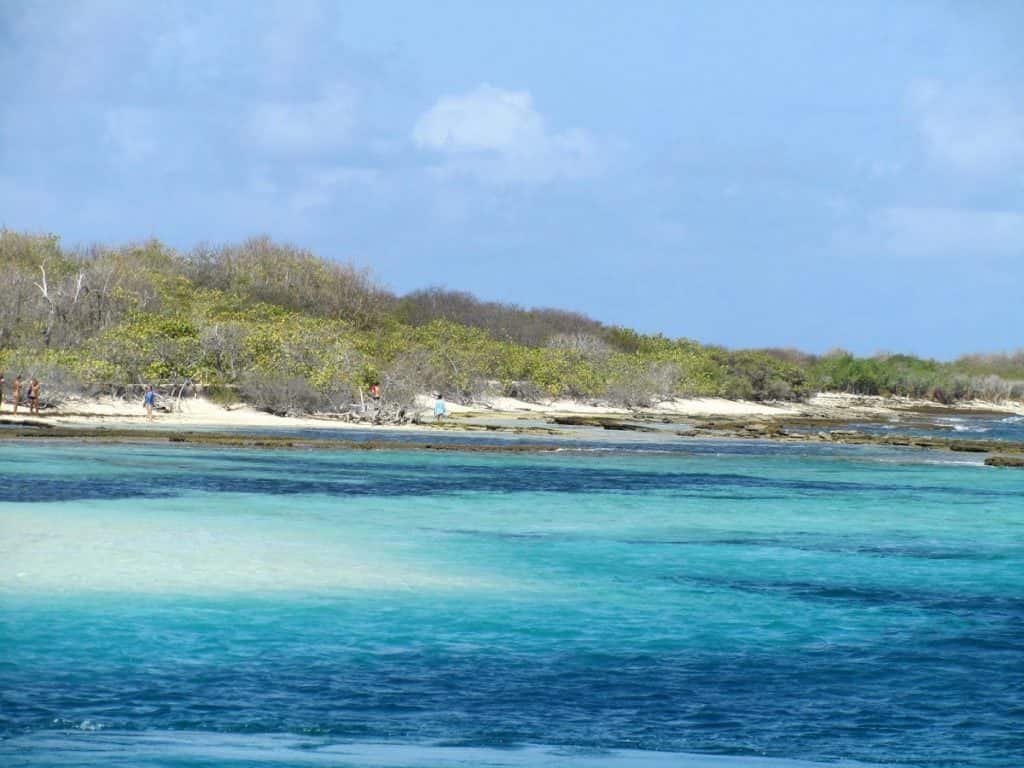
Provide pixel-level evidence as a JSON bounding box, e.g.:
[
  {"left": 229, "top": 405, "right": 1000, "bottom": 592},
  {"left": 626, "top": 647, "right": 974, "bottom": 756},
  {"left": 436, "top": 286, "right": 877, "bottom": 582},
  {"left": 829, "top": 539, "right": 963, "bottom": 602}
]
[
  {"left": 2, "top": 436, "right": 1023, "bottom": 767},
  {"left": 817, "top": 414, "right": 1024, "bottom": 443}
]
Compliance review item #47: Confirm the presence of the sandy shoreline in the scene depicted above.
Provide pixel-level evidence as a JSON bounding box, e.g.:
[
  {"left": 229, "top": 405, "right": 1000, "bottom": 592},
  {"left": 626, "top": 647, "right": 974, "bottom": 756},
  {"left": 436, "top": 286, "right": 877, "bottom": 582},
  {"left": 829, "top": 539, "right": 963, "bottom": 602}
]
[
  {"left": 2, "top": 392, "right": 1021, "bottom": 435},
  {"left": 2, "top": 392, "right": 1023, "bottom": 467}
]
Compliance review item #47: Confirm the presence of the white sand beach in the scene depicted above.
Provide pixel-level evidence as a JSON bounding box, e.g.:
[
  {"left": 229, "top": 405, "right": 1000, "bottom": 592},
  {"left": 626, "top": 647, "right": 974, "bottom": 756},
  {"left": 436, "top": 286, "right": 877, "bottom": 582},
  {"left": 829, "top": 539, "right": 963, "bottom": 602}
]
[{"left": 4, "top": 391, "right": 1020, "bottom": 434}]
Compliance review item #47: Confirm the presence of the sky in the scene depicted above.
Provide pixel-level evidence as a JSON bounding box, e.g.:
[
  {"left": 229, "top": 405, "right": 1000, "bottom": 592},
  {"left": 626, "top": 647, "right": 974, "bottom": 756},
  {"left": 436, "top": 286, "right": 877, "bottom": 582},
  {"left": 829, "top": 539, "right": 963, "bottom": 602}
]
[{"left": 1, "top": 1, "right": 1022, "bottom": 359}]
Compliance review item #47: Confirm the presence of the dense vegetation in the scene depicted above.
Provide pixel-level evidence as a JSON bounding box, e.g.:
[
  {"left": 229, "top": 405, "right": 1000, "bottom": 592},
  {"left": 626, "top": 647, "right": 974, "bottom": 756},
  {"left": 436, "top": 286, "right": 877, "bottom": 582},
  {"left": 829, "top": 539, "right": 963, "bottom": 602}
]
[{"left": 1, "top": 230, "right": 1021, "bottom": 416}]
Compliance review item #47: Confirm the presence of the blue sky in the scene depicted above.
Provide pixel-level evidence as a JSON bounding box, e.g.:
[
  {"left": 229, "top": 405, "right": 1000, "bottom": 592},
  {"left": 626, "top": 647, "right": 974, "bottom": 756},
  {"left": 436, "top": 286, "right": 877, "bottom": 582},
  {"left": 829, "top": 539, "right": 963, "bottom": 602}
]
[{"left": 1, "top": 1, "right": 1021, "bottom": 358}]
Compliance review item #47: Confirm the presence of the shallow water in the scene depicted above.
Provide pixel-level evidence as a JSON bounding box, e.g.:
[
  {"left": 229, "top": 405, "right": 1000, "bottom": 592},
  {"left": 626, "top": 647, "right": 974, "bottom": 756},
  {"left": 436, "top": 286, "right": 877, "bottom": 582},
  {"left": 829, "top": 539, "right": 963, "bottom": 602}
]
[
  {"left": 822, "top": 413, "right": 1024, "bottom": 443},
  {"left": 2, "top": 441, "right": 1022, "bottom": 767}
]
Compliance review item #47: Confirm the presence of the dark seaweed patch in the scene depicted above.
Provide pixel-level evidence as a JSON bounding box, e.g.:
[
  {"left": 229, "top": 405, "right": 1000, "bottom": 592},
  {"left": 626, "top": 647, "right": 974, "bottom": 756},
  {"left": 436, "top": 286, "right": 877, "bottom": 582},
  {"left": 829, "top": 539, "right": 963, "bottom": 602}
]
[{"left": 1, "top": 452, "right": 1018, "bottom": 504}]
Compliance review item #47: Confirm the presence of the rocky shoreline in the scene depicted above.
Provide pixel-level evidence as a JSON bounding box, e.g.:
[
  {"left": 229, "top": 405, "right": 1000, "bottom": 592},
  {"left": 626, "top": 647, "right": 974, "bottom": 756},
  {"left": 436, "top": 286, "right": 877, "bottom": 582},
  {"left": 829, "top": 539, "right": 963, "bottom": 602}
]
[
  {"left": 541, "top": 406, "right": 1024, "bottom": 466},
  {"left": 3, "top": 399, "right": 1024, "bottom": 467}
]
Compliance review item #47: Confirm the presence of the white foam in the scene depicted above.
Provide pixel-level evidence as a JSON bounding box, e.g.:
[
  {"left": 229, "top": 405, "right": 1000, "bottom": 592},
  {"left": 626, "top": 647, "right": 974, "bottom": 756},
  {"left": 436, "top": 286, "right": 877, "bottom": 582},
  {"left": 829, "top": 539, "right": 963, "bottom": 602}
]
[
  {"left": 0, "top": 732, "right": 893, "bottom": 767},
  {"left": 50, "top": 718, "right": 105, "bottom": 731}
]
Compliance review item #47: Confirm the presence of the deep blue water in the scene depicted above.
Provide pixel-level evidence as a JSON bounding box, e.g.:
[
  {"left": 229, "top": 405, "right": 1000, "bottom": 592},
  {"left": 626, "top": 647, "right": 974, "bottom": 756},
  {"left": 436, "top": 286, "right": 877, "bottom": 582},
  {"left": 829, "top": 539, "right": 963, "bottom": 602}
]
[{"left": 2, "top": 439, "right": 1023, "bottom": 767}]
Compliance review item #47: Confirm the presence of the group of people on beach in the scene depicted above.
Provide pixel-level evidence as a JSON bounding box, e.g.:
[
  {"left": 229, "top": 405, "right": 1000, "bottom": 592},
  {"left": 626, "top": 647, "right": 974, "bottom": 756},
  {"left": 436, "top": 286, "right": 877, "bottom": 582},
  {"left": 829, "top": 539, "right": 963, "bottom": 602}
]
[
  {"left": 0, "top": 374, "right": 42, "bottom": 415},
  {"left": 0, "top": 377, "right": 448, "bottom": 422},
  {"left": 367, "top": 382, "right": 448, "bottom": 422},
  {"left": 0, "top": 375, "right": 160, "bottom": 420}
]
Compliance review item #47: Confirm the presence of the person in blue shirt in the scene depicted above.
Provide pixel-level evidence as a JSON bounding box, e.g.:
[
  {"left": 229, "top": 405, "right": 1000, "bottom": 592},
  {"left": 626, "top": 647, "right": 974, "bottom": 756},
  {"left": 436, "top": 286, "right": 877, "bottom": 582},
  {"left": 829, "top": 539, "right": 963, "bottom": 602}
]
[
  {"left": 144, "top": 384, "right": 157, "bottom": 421},
  {"left": 434, "top": 394, "right": 447, "bottom": 422}
]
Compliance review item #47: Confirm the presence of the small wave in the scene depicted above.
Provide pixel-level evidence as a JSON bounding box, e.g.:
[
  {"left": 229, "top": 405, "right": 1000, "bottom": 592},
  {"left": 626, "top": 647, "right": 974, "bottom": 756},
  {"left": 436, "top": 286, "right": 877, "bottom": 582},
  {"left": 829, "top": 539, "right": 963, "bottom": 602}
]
[
  {"left": 918, "top": 457, "right": 987, "bottom": 466},
  {"left": 863, "top": 452, "right": 984, "bottom": 466},
  {"left": 0, "top": 732, "right": 891, "bottom": 767},
  {"left": 560, "top": 446, "right": 679, "bottom": 456},
  {"left": 1000, "top": 415, "right": 1024, "bottom": 424},
  {"left": 51, "top": 718, "right": 105, "bottom": 731}
]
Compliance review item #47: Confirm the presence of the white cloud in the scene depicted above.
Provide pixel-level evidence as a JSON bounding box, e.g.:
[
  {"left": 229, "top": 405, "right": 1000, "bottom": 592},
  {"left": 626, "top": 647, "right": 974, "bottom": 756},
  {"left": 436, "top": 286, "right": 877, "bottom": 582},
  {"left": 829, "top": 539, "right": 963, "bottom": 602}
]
[
  {"left": 247, "top": 85, "right": 355, "bottom": 154},
  {"left": 843, "top": 206, "right": 1024, "bottom": 260},
  {"left": 413, "top": 85, "right": 544, "bottom": 154},
  {"left": 412, "top": 84, "right": 600, "bottom": 182},
  {"left": 289, "top": 167, "right": 385, "bottom": 212},
  {"left": 910, "top": 81, "right": 1024, "bottom": 173}
]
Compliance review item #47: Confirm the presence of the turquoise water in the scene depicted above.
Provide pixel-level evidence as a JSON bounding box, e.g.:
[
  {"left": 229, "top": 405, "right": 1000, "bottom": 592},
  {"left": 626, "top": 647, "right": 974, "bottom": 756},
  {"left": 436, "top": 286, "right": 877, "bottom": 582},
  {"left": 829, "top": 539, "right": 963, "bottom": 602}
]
[{"left": 1, "top": 440, "right": 1022, "bottom": 767}]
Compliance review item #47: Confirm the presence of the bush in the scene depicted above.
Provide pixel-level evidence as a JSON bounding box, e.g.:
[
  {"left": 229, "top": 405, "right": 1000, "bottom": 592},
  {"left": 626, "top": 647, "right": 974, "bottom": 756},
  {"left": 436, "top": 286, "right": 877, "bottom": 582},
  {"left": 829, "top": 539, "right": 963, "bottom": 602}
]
[
  {"left": 3, "top": 229, "right": 1022, "bottom": 412},
  {"left": 202, "top": 383, "right": 241, "bottom": 407},
  {"left": 380, "top": 349, "right": 443, "bottom": 418},
  {"left": 604, "top": 360, "right": 679, "bottom": 408},
  {"left": 501, "top": 378, "right": 546, "bottom": 402},
  {"left": 0, "top": 350, "right": 89, "bottom": 407},
  {"left": 187, "top": 237, "right": 392, "bottom": 328},
  {"left": 720, "top": 350, "right": 807, "bottom": 401},
  {"left": 396, "top": 288, "right": 605, "bottom": 347},
  {"left": 239, "top": 371, "right": 324, "bottom": 416}
]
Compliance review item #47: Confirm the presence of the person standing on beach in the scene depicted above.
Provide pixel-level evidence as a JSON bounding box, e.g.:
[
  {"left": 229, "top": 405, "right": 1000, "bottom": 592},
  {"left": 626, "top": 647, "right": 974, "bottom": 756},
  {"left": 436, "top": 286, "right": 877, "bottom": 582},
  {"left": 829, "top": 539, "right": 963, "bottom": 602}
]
[
  {"left": 0, "top": 373, "right": 4, "bottom": 412},
  {"left": 434, "top": 393, "right": 447, "bottom": 422},
  {"left": 28, "top": 379, "right": 40, "bottom": 415},
  {"left": 144, "top": 384, "right": 157, "bottom": 421},
  {"left": 11, "top": 375, "right": 22, "bottom": 414}
]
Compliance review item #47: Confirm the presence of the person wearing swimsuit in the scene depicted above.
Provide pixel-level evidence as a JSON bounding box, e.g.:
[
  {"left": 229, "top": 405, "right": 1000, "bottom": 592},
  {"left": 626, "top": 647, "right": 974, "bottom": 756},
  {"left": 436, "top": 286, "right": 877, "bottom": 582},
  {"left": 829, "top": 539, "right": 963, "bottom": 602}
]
[
  {"left": 11, "top": 375, "right": 22, "bottom": 415},
  {"left": 28, "top": 379, "right": 40, "bottom": 415}
]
